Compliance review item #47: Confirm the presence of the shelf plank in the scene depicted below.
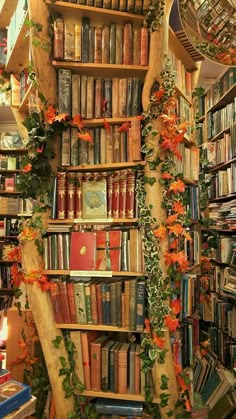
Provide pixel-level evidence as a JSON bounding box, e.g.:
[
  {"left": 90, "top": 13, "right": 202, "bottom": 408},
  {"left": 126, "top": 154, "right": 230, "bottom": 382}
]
[
  {"left": 5, "top": 12, "right": 29, "bottom": 73},
  {"left": 0, "top": 288, "right": 15, "bottom": 295},
  {"left": 44, "top": 270, "right": 144, "bottom": 276},
  {"left": 65, "top": 161, "right": 146, "bottom": 171},
  {"left": 0, "top": 149, "right": 26, "bottom": 154},
  {"left": 0, "top": 191, "right": 21, "bottom": 195},
  {"left": 56, "top": 323, "right": 139, "bottom": 332},
  {"left": 71, "top": 116, "right": 142, "bottom": 126},
  {"left": 46, "top": 0, "right": 145, "bottom": 23},
  {"left": 0, "top": 0, "right": 18, "bottom": 28},
  {"left": 48, "top": 218, "right": 139, "bottom": 224},
  {"left": 0, "top": 170, "right": 22, "bottom": 174},
  {"left": 209, "top": 193, "right": 236, "bottom": 203},
  {"left": 52, "top": 61, "right": 148, "bottom": 77},
  {"left": 197, "top": 115, "right": 205, "bottom": 122},
  {"left": 207, "top": 83, "right": 236, "bottom": 114},
  {"left": 18, "top": 83, "right": 34, "bottom": 113},
  {"left": 175, "top": 86, "right": 192, "bottom": 106},
  {"left": 209, "top": 156, "right": 236, "bottom": 173},
  {"left": 81, "top": 390, "right": 158, "bottom": 402}
]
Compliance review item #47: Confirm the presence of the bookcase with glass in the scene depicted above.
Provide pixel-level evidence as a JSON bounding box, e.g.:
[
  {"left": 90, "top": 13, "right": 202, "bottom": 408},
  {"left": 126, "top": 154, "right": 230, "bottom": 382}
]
[{"left": 193, "top": 67, "right": 236, "bottom": 417}]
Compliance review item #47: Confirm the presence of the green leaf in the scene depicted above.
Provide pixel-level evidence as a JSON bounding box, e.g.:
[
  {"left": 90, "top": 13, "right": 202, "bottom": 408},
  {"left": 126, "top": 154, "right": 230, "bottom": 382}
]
[
  {"left": 160, "top": 374, "right": 169, "bottom": 390},
  {"left": 52, "top": 336, "right": 62, "bottom": 348},
  {"left": 148, "top": 348, "right": 158, "bottom": 361}
]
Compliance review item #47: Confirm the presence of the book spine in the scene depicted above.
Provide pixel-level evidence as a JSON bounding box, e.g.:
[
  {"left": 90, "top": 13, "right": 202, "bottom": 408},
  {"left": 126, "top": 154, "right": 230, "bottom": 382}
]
[
  {"left": 105, "top": 129, "right": 113, "bottom": 164},
  {"left": 126, "top": 170, "right": 135, "bottom": 218},
  {"left": 112, "top": 171, "right": 120, "bottom": 219},
  {"left": 121, "top": 231, "right": 129, "bottom": 271},
  {"left": 58, "top": 69, "right": 72, "bottom": 116},
  {"left": 94, "top": 127, "right": 100, "bottom": 164},
  {"left": 57, "top": 172, "right": 67, "bottom": 219},
  {"left": 101, "top": 283, "right": 107, "bottom": 324},
  {"left": 74, "top": 282, "right": 87, "bottom": 324},
  {"left": 119, "top": 170, "right": 127, "bottom": 218},
  {"left": 51, "top": 176, "right": 57, "bottom": 220},
  {"left": 74, "top": 23, "right": 82, "bottom": 62},
  {"left": 102, "top": 25, "right": 110, "bottom": 64},
  {"left": 88, "top": 27, "right": 95, "bottom": 62},
  {"left": 104, "top": 78, "right": 112, "bottom": 118},
  {"left": 80, "top": 75, "right": 87, "bottom": 118},
  {"left": 86, "top": 76, "right": 94, "bottom": 118},
  {"left": 57, "top": 233, "right": 64, "bottom": 270},
  {"left": 84, "top": 283, "right": 93, "bottom": 324},
  {"left": 118, "top": 346, "right": 129, "bottom": 393},
  {"left": 50, "top": 284, "right": 64, "bottom": 324},
  {"left": 59, "top": 282, "right": 72, "bottom": 324},
  {"left": 133, "top": 28, "right": 141, "bottom": 65},
  {"left": 127, "top": 0, "right": 135, "bottom": 13},
  {"left": 66, "top": 283, "right": 77, "bottom": 323},
  {"left": 81, "top": 332, "right": 91, "bottom": 390},
  {"left": 134, "top": 344, "right": 140, "bottom": 394},
  {"left": 90, "top": 282, "right": 98, "bottom": 325},
  {"left": 66, "top": 172, "right": 76, "bottom": 220},
  {"left": 71, "top": 74, "right": 81, "bottom": 117},
  {"left": 100, "top": 128, "right": 106, "bottom": 164},
  {"left": 112, "top": 78, "right": 119, "bottom": 118},
  {"left": 70, "top": 331, "right": 85, "bottom": 383},
  {"left": 129, "top": 279, "right": 137, "bottom": 330},
  {"left": 70, "top": 127, "right": 79, "bottom": 166},
  {"left": 140, "top": 27, "right": 149, "bottom": 66},
  {"left": 119, "top": 0, "right": 127, "bottom": 12},
  {"left": 94, "top": 78, "right": 103, "bottom": 118},
  {"left": 123, "top": 23, "right": 133, "bottom": 65},
  {"left": 90, "top": 342, "right": 102, "bottom": 391},
  {"left": 78, "top": 138, "right": 89, "bottom": 165},
  {"left": 94, "top": 26, "right": 102, "bottom": 64},
  {"left": 115, "top": 25, "right": 123, "bottom": 64},
  {"left": 63, "top": 233, "right": 70, "bottom": 270},
  {"left": 110, "top": 282, "right": 117, "bottom": 326},
  {"left": 96, "top": 283, "right": 103, "bottom": 324},
  {"left": 75, "top": 173, "right": 83, "bottom": 219},
  {"left": 64, "top": 23, "right": 75, "bottom": 61},
  {"left": 126, "top": 78, "right": 133, "bottom": 118},
  {"left": 110, "top": 23, "right": 116, "bottom": 64},
  {"left": 118, "top": 78, "right": 127, "bottom": 117},
  {"left": 53, "top": 18, "right": 64, "bottom": 60},
  {"left": 135, "top": 281, "right": 145, "bottom": 332},
  {"left": 81, "top": 17, "right": 90, "bottom": 63},
  {"left": 113, "top": 125, "right": 120, "bottom": 163},
  {"left": 116, "top": 281, "right": 122, "bottom": 327},
  {"left": 105, "top": 283, "right": 111, "bottom": 325},
  {"left": 107, "top": 172, "right": 113, "bottom": 218},
  {"left": 124, "top": 280, "right": 130, "bottom": 328}
]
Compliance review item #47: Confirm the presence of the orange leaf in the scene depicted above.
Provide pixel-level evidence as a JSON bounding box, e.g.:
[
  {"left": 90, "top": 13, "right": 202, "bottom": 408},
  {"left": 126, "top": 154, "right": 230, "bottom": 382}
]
[
  {"left": 166, "top": 214, "right": 178, "bottom": 224},
  {"left": 165, "top": 315, "right": 180, "bottom": 332},
  {"left": 170, "top": 299, "right": 181, "bottom": 315},
  {"left": 154, "top": 88, "right": 165, "bottom": 101},
  {"left": 154, "top": 225, "right": 166, "bottom": 240},
  {"left": 173, "top": 201, "right": 185, "bottom": 215},
  {"left": 23, "top": 164, "right": 32, "bottom": 173},
  {"left": 153, "top": 334, "right": 165, "bottom": 349},
  {"left": 167, "top": 223, "right": 184, "bottom": 236},
  {"left": 118, "top": 122, "right": 130, "bottom": 132},
  {"left": 144, "top": 318, "right": 151, "bottom": 333},
  {"left": 44, "top": 105, "right": 56, "bottom": 124},
  {"left": 170, "top": 238, "right": 178, "bottom": 250},
  {"left": 178, "top": 121, "right": 192, "bottom": 131},
  {"left": 168, "top": 179, "right": 186, "bottom": 193},
  {"left": 161, "top": 172, "right": 173, "bottom": 180},
  {"left": 103, "top": 118, "right": 111, "bottom": 132},
  {"left": 174, "top": 362, "right": 182, "bottom": 375},
  {"left": 78, "top": 132, "right": 93, "bottom": 143},
  {"left": 185, "top": 398, "right": 191, "bottom": 412},
  {"left": 54, "top": 113, "right": 69, "bottom": 123},
  {"left": 72, "top": 114, "right": 83, "bottom": 128}
]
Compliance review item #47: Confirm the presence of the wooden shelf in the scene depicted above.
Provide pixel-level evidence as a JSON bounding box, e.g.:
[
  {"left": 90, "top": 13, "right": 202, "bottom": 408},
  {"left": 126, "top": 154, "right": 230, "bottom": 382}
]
[
  {"left": 44, "top": 270, "right": 144, "bottom": 277},
  {"left": 5, "top": 12, "right": 29, "bottom": 73},
  {"left": 207, "top": 83, "right": 236, "bottom": 114},
  {"left": 46, "top": 0, "right": 145, "bottom": 23},
  {"left": 65, "top": 161, "right": 146, "bottom": 172},
  {"left": 184, "top": 178, "right": 198, "bottom": 185},
  {"left": 209, "top": 156, "right": 236, "bottom": 173},
  {"left": 0, "top": 0, "right": 18, "bottom": 28},
  {"left": 209, "top": 193, "right": 236, "bottom": 203},
  {"left": 209, "top": 124, "right": 233, "bottom": 143},
  {"left": 0, "top": 191, "right": 21, "bottom": 195},
  {"left": 71, "top": 116, "right": 143, "bottom": 127},
  {"left": 82, "top": 390, "right": 157, "bottom": 402},
  {"left": 0, "top": 288, "right": 15, "bottom": 295},
  {"left": 56, "top": 323, "right": 140, "bottom": 332},
  {"left": 0, "top": 260, "right": 17, "bottom": 264},
  {"left": 0, "top": 149, "right": 26, "bottom": 155},
  {"left": 0, "top": 170, "right": 22, "bottom": 174},
  {"left": 198, "top": 115, "right": 205, "bottom": 122},
  {"left": 48, "top": 218, "right": 139, "bottom": 224},
  {"left": 52, "top": 61, "right": 148, "bottom": 77},
  {"left": 0, "top": 236, "right": 18, "bottom": 239},
  {"left": 18, "top": 83, "right": 34, "bottom": 113},
  {"left": 175, "top": 85, "right": 192, "bottom": 106}
]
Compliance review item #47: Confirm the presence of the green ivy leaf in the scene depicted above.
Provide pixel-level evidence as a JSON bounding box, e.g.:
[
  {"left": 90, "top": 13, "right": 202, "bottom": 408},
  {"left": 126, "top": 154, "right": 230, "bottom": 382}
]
[
  {"left": 52, "top": 336, "right": 62, "bottom": 348},
  {"left": 160, "top": 374, "right": 169, "bottom": 390},
  {"left": 160, "top": 392, "right": 170, "bottom": 408}
]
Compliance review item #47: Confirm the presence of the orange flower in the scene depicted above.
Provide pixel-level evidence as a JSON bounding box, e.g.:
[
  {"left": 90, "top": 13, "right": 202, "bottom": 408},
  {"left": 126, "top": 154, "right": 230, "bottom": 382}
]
[
  {"left": 166, "top": 214, "right": 178, "bottom": 224},
  {"left": 7, "top": 246, "right": 21, "bottom": 262},
  {"left": 153, "top": 334, "right": 165, "bottom": 349},
  {"left": 54, "top": 113, "right": 69, "bottom": 123},
  {"left": 170, "top": 299, "right": 181, "bottom": 315},
  {"left": 144, "top": 318, "right": 151, "bottom": 333},
  {"left": 164, "top": 315, "right": 180, "bottom": 332},
  {"left": 178, "top": 121, "right": 192, "bottom": 131},
  {"left": 78, "top": 132, "right": 93, "bottom": 142},
  {"left": 185, "top": 398, "right": 191, "bottom": 412},
  {"left": 103, "top": 118, "right": 111, "bottom": 132},
  {"left": 161, "top": 172, "right": 173, "bottom": 180},
  {"left": 183, "top": 231, "right": 193, "bottom": 242},
  {"left": 154, "top": 88, "right": 165, "bottom": 101},
  {"left": 23, "top": 164, "right": 32, "bottom": 173},
  {"left": 44, "top": 105, "right": 56, "bottom": 124},
  {"left": 118, "top": 122, "right": 130, "bottom": 132},
  {"left": 178, "top": 375, "right": 190, "bottom": 392},
  {"left": 167, "top": 223, "right": 184, "bottom": 236},
  {"left": 174, "top": 362, "right": 182, "bottom": 375},
  {"left": 168, "top": 179, "right": 185, "bottom": 193},
  {"left": 173, "top": 201, "right": 185, "bottom": 215},
  {"left": 154, "top": 225, "right": 166, "bottom": 240},
  {"left": 175, "top": 251, "right": 189, "bottom": 272},
  {"left": 170, "top": 238, "right": 178, "bottom": 250},
  {"left": 72, "top": 114, "right": 83, "bottom": 128}
]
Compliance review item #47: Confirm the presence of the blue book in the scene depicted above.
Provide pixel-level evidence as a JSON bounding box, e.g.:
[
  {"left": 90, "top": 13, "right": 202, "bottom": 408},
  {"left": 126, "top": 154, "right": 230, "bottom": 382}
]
[
  {"left": 95, "top": 398, "right": 143, "bottom": 415},
  {"left": 0, "top": 380, "right": 31, "bottom": 418}
]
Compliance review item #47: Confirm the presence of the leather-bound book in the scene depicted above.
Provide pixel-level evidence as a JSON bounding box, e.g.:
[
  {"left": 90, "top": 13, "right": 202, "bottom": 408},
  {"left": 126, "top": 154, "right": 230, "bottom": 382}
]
[
  {"left": 96, "top": 283, "right": 103, "bottom": 324},
  {"left": 113, "top": 125, "right": 121, "bottom": 163},
  {"left": 123, "top": 23, "right": 133, "bottom": 65},
  {"left": 80, "top": 331, "right": 99, "bottom": 390},
  {"left": 94, "top": 78, "right": 103, "bottom": 118},
  {"left": 120, "top": 131, "right": 127, "bottom": 162},
  {"left": 72, "top": 74, "right": 81, "bottom": 116},
  {"left": 87, "top": 0, "right": 94, "bottom": 7},
  {"left": 101, "top": 339, "right": 115, "bottom": 391},
  {"left": 61, "top": 128, "right": 70, "bottom": 166},
  {"left": 90, "top": 282, "right": 98, "bottom": 325},
  {"left": 50, "top": 283, "right": 64, "bottom": 324},
  {"left": 58, "top": 69, "right": 72, "bottom": 116},
  {"left": 140, "top": 27, "right": 149, "bottom": 66},
  {"left": 58, "top": 282, "right": 72, "bottom": 324},
  {"left": 119, "top": 170, "right": 127, "bottom": 218},
  {"left": 103, "top": 0, "right": 111, "bottom": 8},
  {"left": 131, "top": 78, "right": 141, "bottom": 116},
  {"left": 109, "top": 341, "right": 120, "bottom": 392},
  {"left": 134, "top": 0, "right": 142, "bottom": 14},
  {"left": 70, "top": 127, "right": 79, "bottom": 166},
  {"left": 131, "top": 118, "right": 142, "bottom": 161},
  {"left": 78, "top": 138, "right": 89, "bottom": 165},
  {"left": 88, "top": 27, "right": 95, "bottom": 62},
  {"left": 81, "top": 17, "right": 90, "bottom": 62},
  {"left": 63, "top": 233, "right": 70, "bottom": 270},
  {"left": 126, "top": 170, "right": 135, "bottom": 218},
  {"left": 107, "top": 172, "right": 113, "bottom": 218},
  {"left": 121, "top": 231, "right": 129, "bottom": 271},
  {"left": 112, "top": 171, "right": 120, "bottom": 219},
  {"left": 86, "top": 76, "right": 94, "bottom": 118},
  {"left": 124, "top": 279, "right": 130, "bottom": 328},
  {"left": 102, "top": 25, "right": 110, "bottom": 64},
  {"left": 70, "top": 231, "right": 96, "bottom": 270},
  {"left": 110, "top": 282, "right": 117, "bottom": 326},
  {"left": 118, "top": 342, "right": 130, "bottom": 393},
  {"left": 75, "top": 172, "right": 83, "bottom": 219},
  {"left": 119, "top": 0, "right": 127, "bottom": 11},
  {"left": 57, "top": 172, "right": 67, "bottom": 220},
  {"left": 111, "top": 0, "right": 119, "bottom": 9},
  {"left": 116, "top": 281, "right": 122, "bottom": 327},
  {"left": 96, "top": 229, "right": 122, "bottom": 271},
  {"left": 110, "top": 23, "right": 116, "bottom": 64},
  {"left": 84, "top": 283, "right": 93, "bottom": 324},
  {"left": 66, "top": 283, "right": 77, "bottom": 323},
  {"left": 70, "top": 331, "right": 84, "bottom": 384},
  {"left": 134, "top": 343, "right": 141, "bottom": 394},
  {"left": 66, "top": 172, "right": 76, "bottom": 220},
  {"left": 142, "top": 0, "right": 149, "bottom": 13},
  {"left": 74, "top": 23, "right": 82, "bottom": 62},
  {"left": 50, "top": 176, "right": 57, "bottom": 220},
  {"left": 94, "top": 0, "right": 103, "bottom": 6},
  {"left": 114, "top": 342, "right": 121, "bottom": 392},
  {"left": 104, "top": 78, "right": 112, "bottom": 118},
  {"left": 112, "top": 78, "right": 119, "bottom": 117},
  {"left": 129, "top": 228, "right": 141, "bottom": 272},
  {"left": 91, "top": 335, "right": 109, "bottom": 391},
  {"left": 105, "top": 128, "right": 113, "bottom": 164},
  {"left": 118, "top": 78, "right": 127, "bottom": 117},
  {"left": 74, "top": 282, "right": 87, "bottom": 324},
  {"left": 53, "top": 18, "right": 64, "bottom": 60},
  {"left": 57, "top": 233, "right": 64, "bottom": 270},
  {"left": 129, "top": 279, "right": 137, "bottom": 330},
  {"left": 126, "top": 78, "right": 133, "bottom": 118},
  {"left": 129, "top": 343, "right": 136, "bottom": 393},
  {"left": 133, "top": 28, "right": 141, "bottom": 65},
  {"left": 127, "top": 0, "right": 135, "bottom": 12},
  {"left": 94, "top": 127, "right": 101, "bottom": 164},
  {"left": 115, "top": 25, "right": 123, "bottom": 64},
  {"left": 64, "top": 23, "right": 75, "bottom": 61},
  {"left": 135, "top": 280, "right": 145, "bottom": 332},
  {"left": 88, "top": 128, "right": 95, "bottom": 164},
  {"left": 80, "top": 75, "right": 87, "bottom": 118},
  {"left": 94, "top": 26, "right": 102, "bottom": 63}
]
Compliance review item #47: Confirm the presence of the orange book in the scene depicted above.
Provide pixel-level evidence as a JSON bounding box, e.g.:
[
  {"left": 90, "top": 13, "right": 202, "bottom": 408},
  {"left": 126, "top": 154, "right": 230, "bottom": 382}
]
[
  {"left": 58, "top": 282, "right": 71, "bottom": 324},
  {"left": 118, "top": 342, "right": 130, "bottom": 393},
  {"left": 91, "top": 335, "right": 109, "bottom": 391},
  {"left": 66, "top": 283, "right": 77, "bottom": 324},
  {"left": 96, "top": 283, "right": 103, "bottom": 325},
  {"left": 134, "top": 343, "right": 141, "bottom": 394},
  {"left": 81, "top": 331, "right": 99, "bottom": 390},
  {"left": 140, "top": 27, "right": 149, "bottom": 66},
  {"left": 130, "top": 119, "right": 141, "bottom": 161},
  {"left": 124, "top": 280, "right": 130, "bottom": 328},
  {"left": 90, "top": 282, "right": 98, "bottom": 325}
]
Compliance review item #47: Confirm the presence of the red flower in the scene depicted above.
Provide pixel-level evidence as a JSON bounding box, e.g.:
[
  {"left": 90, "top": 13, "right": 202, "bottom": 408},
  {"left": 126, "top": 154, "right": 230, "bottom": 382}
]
[
  {"left": 23, "top": 164, "right": 32, "bottom": 173},
  {"left": 154, "top": 88, "right": 165, "bottom": 101},
  {"left": 153, "top": 334, "right": 166, "bottom": 349},
  {"left": 44, "top": 105, "right": 56, "bottom": 124},
  {"left": 72, "top": 114, "right": 83, "bottom": 128}
]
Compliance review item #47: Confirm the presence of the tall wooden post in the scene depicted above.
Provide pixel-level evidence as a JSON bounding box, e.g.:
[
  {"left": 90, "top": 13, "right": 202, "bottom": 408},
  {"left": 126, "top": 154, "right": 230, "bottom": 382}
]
[{"left": 142, "top": 1, "right": 179, "bottom": 416}]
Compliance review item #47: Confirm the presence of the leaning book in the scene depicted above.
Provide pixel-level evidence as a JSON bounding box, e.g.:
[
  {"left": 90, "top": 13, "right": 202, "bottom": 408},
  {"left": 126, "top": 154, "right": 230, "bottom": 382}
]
[{"left": 0, "top": 380, "right": 31, "bottom": 417}]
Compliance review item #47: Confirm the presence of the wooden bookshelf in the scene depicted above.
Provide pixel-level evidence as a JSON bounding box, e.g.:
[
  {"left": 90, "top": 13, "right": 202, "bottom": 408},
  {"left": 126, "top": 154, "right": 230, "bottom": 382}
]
[
  {"left": 0, "top": 191, "right": 21, "bottom": 195},
  {"left": 207, "top": 83, "right": 236, "bottom": 113},
  {"left": 56, "top": 323, "right": 140, "bottom": 332},
  {"left": 209, "top": 156, "right": 236, "bottom": 173},
  {"left": 175, "top": 85, "right": 192, "bottom": 106},
  {"left": 82, "top": 390, "right": 159, "bottom": 403},
  {"left": 198, "top": 115, "right": 205, "bottom": 122},
  {"left": 71, "top": 116, "right": 143, "bottom": 126},
  {"left": 0, "top": 170, "right": 22, "bottom": 174},
  {"left": 0, "top": 288, "right": 15, "bottom": 295},
  {"left": 0, "top": 149, "right": 26, "bottom": 155},
  {"left": 44, "top": 270, "right": 144, "bottom": 276},
  {"left": 65, "top": 161, "right": 146, "bottom": 172},
  {"left": 209, "top": 124, "right": 232, "bottom": 143},
  {"left": 209, "top": 193, "right": 236, "bottom": 203},
  {"left": 4, "top": 12, "right": 29, "bottom": 73}
]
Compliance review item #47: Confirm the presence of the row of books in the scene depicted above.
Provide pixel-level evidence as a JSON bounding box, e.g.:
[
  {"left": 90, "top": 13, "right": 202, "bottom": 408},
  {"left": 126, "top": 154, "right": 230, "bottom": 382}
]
[
  {"left": 54, "top": 19, "right": 149, "bottom": 66},
  {"left": 202, "top": 126, "right": 236, "bottom": 167},
  {"left": 212, "top": 235, "right": 236, "bottom": 264},
  {"left": 54, "top": 170, "right": 139, "bottom": 221},
  {"left": 209, "top": 164, "right": 236, "bottom": 199},
  {"left": 0, "top": 197, "right": 34, "bottom": 215},
  {"left": 0, "top": 174, "right": 19, "bottom": 193},
  {"left": 0, "top": 218, "right": 20, "bottom": 237},
  {"left": 6, "top": 0, "right": 28, "bottom": 63},
  {"left": 59, "top": 0, "right": 149, "bottom": 15},
  {"left": 207, "top": 200, "right": 236, "bottom": 230},
  {"left": 61, "top": 121, "right": 142, "bottom": 167},
  {"left": 69, "top": 330, "right": 151, "bottom": 394},
  {"left": 205, "top": 67, "right": 236, "bottom": 111},
  {"left": 174, "top": 144, "right": 199, "bottom": 181},
  {"left": 180, "top": 273, "right": 200, "bottom": 320},
  {"left": 185, "top": 185, "right": 200, "bottom": 222},
  {"left": 50, "top": 278, "right": 145, "bottom": 331},
  {"left": 168, "top": 48, "right": 192, "bottom": 100},
  {"left": 0, "top": 265, "right": 13, "bottom": 289},
  {"left": 184, "top": 230, "right": 200, "bottom": 267},
  {"left": 0, "top": 155, "right": 22, "bottom": 171},
  {"left": 196, "top": 121, "right": 205, "bottom": 145},
  {"left": 209, "top": 325, "right": 236, "bottom": 368},
  {"left": 44, "top": 228, "right": 143, "bottom": 272},
  {"left": 58, "top": 70, "right": 142, "bottom": 118},
  {"left": 10, "top": 69, "right": 30, "bottom": 108},
  {"left": 207, "top": 100, "right": 236, "bottom": 140}
]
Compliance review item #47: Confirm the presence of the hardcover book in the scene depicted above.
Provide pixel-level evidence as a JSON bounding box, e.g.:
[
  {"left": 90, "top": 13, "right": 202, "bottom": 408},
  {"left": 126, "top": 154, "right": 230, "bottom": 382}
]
[
  {"left": 70, "top": 331, "right": 85, "bottom": 384},
  {"left": 91, "top": 335, "right": 110, "bottom": 391},
  {"left": 82, "top": 180, "right": 107, "bottom": 219},
  {"left": 70, "top": 231, "right": 96, "bottom": 270},
  {"left": 64, "top": 23, "right": 75, "bottom": 61},
  {"left": 58, "top": 69, "right": 72, "bottom": 116},
  {"left": 53, "top": 18, "right": 64, "bottom": 60},
  {"left": 0, "top": 380, "right": 31, "bottom": 417},
  {"left": 96, "top": 230, "right": 122, "bottom": 271}
]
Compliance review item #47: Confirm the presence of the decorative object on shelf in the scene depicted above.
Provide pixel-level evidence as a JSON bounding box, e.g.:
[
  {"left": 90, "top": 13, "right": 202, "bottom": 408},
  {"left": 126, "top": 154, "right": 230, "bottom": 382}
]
[{"left": 179, "top": 0, "right": 236, "bottom": 66}]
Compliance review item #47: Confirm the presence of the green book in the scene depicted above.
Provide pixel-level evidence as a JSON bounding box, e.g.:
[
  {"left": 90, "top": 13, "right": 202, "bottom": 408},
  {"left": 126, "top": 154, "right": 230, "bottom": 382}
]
[{"left": 74, "top": 282, "right": 87, "bottom": 324}]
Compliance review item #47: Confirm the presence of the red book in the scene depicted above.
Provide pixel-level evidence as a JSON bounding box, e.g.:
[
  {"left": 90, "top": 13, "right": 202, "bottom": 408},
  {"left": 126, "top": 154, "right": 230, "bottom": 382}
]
[
  {"left": 58, "top": 282, "right": 71, "bottom": 324},
  {"left": 90, "top": 335, "right": 109, "bottom": 391},
  {"left": 66, "top": 172, "right": 76, "bottom": 220},
  {"left": 123, "top": 23, "right": 133, "bottom": 65},
  {"left": 57, "top": 172, "right": 67, "bottom": 220},
  {"left": 107, "top": 173, "right": 113, "bottom": 218},
  {"left": 118, "top": 342, "right": 130, "bottom": 393},
  {"left": 126, "top": 170, "right": 135, "bottom": 218},
  {"left": 75, "top": 172, "right": 83, "bottom": 219},
  {"left": 70, "top": 231, "right": 96, "bottom": 270},
  {"left": 140, "top": 27, "right": 149, "bottom": 66},
  {"left": 50, "top": 284, "right": 64, "bottom": 324},
  {"left": 66, "top": 283, "right": 77, "bottom": 324},
  {"left": 81, "top": 331, "right": 99, "bottom": 390},
  {"left": 119, "top": 170, "right": 127, "bottom": 218},
  {"left": 112, "top": 171, "right": 120, "bottom": 219},
  {"left": 96, "top": 283, "right": 103, "bottom": 325},
  {"left": 0, "top": 370, "right": 11, "bottom": 385},
  {"left": 96, "top": 230, "right": 122, "bottom": 271},
  {"left": 53, "top": 18, "right": 64, "bottom": 60}
]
